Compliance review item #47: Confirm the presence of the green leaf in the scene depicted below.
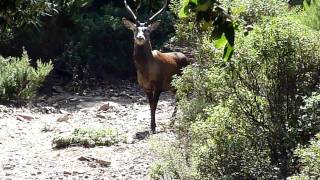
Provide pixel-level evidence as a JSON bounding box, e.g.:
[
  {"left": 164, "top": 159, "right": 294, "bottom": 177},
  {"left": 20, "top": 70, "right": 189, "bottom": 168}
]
[
  {"left": 179, "top": 0, "right": 191, "bottom": 18},
  {"left": 179, "top": 6, "right": 189, "bottom": 18},
  {"left": 214, "top": 33, "right": 228, "bottom": 49},
  {"left": 214, "top": 33, "right": 234, "bottom": 61},
  {"left": 223, "top": 43, "right": 234, "bottom": 61}
]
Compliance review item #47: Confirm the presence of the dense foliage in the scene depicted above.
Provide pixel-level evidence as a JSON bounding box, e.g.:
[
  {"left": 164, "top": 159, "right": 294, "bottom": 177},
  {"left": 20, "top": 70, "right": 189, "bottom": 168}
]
[
  {"left": 299, "top": 0, "right": 320, "bottom": 30},
  {"left": 179, "top": 0, "right": 235, "bottom": 61},
  {"left": 0, "top": 0, "right": 53, "bottom": 40},
  {"left": 151, "top": 0, "right": 320, "bottom": 179},
  {"left": 0, "top": 0, "right": 176, "bottom": 85}
]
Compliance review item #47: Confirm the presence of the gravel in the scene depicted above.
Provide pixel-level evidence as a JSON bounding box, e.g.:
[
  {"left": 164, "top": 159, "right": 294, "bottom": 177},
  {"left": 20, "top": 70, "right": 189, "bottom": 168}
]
[{"left": 0, "top": 81, "right": 176, "bottom": 179}]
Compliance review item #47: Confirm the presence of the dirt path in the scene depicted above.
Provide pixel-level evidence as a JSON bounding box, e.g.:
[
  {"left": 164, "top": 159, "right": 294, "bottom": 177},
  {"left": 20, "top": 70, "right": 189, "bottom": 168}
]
[{"left": 0, "top": 81, "right": 176, "bottom": 180}]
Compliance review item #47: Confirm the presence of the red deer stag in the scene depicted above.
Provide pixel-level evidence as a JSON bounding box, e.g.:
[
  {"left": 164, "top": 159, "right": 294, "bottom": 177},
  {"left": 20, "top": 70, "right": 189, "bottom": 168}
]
[{"left": 122, "top": 0, "right": 189, "bottom": 133}]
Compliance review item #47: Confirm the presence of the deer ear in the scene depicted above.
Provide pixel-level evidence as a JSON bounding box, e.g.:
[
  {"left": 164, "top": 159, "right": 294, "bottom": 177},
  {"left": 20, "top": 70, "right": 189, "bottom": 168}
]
[
  {"left": 149, "top": 20, "right": 161, "bottom": 32},
  {"left": 122, "top": 18, "right": 136, "bottom": 30}
]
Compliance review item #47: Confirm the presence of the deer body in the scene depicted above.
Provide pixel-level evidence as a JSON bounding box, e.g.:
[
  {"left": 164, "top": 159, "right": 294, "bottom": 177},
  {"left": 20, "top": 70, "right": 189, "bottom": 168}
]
[
  {"left": 135, "top": 50, "right": 187, "bottom": 92},
  {"left": 123, "top": 0, "right": 189, "bottom": 133}
]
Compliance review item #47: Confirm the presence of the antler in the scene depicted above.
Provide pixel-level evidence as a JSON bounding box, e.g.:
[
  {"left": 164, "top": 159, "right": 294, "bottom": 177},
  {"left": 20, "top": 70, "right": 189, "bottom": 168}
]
[
  {"left": 124, "top": 0, "right": 139, "bottom": 23},
  {"left": 147, "top": 0, "right": 168, "bottom": 24},
  {"left": 135, "top": 0, "right": 142, "bottom": 13}
]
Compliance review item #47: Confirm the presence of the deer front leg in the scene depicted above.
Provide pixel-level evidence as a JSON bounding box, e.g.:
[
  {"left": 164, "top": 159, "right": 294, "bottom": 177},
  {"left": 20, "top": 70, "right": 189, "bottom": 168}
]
[{"left": 146, "top": 90, "right": 161, "bottom": 134}]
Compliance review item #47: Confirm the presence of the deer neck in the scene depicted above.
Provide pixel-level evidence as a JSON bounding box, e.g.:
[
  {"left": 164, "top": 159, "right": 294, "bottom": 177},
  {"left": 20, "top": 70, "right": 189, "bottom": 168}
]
[{"left": 133, "top": 41, "right": 153, "bottom": 72}]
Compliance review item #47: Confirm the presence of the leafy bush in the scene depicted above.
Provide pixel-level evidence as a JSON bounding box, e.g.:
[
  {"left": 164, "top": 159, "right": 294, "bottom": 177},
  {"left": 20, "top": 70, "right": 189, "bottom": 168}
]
[
  {"left": 53, "top": 127, "right": 119, "bottom": 148},
  {"left": 289, "top": 133, "right": 320, "bottom": 179},
  {"left": 149, "top": 136, "right": 195, "bottom": 179},
  {"left": 0, "top": 50, "right": 53, "bottom": 101},
  {"left": 171, "top": 0, "right": 287, "bottom": 61},
  {"left": 0, "top": 0, "right": 53, "bottom": 40},
  {"left": 220, "top": 0, "right": 286, "bottom": 25},
  {"left": 153, "top": 10, "right": 320, "bottom": 179}
]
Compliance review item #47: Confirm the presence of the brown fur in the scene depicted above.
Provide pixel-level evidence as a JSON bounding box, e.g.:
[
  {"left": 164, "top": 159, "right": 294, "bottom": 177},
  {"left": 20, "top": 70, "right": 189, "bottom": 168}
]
[
  {"left": 131, "top": 40, "right": 189, "bottom": 133},
  {"left": 137, "top": 50, "right": 188, "bottom": 92}
]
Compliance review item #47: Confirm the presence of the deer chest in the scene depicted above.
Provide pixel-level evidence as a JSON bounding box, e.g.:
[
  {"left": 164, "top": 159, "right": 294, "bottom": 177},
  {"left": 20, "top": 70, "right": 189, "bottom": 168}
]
[{"left": 136, "top": 70, "right": 173, "bottom": 92}]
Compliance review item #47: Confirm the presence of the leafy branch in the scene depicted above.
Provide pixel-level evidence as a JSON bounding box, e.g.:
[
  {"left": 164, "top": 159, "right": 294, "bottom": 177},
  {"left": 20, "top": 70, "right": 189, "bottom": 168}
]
[{"left": 179, "top": 0, "right": 235, "bottom": 61}]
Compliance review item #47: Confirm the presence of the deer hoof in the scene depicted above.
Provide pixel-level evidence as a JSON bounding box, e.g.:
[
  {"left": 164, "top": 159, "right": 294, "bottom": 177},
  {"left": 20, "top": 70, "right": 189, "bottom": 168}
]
[{"left": 151, "top": 128, "right": 156, "bottom": 134}]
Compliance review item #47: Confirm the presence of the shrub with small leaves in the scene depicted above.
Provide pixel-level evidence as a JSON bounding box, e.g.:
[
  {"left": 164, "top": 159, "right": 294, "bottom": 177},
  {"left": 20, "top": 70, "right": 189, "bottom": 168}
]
[
  {"left": 0, "top": 49, "right": 53, "bottom": 101},
  {"left": 289, "top": 133, "right": 320, "bottom": 180},
  {"left": 299, "top": 0, "right": 320, "bottom": 31},
  {"left": 153, "top": 11, "right": 320, "bottom": 179},
  {"left": 53, "top": 127, "right": 119, "bottom": 148}
]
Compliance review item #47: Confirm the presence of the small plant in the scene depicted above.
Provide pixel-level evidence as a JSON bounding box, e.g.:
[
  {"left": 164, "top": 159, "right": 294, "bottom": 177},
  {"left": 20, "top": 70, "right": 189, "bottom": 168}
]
[
  {"left": 53, "top": 127, "right": 119, "bottom": 148},
  {"left": 41, "top": 123, "right": 55, "bottom": 132},
  {"left": 0, "top": 49, "right": 53, "bottom": 101}
]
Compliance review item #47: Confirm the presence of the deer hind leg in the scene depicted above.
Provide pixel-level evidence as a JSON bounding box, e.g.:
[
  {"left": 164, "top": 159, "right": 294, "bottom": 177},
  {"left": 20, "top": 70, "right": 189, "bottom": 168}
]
[
  {"left": 170, "top": 97, "right": 178, "bottom": 128},
  {"left": 146, "top": 90, "right": 161, "bottom": 134}
]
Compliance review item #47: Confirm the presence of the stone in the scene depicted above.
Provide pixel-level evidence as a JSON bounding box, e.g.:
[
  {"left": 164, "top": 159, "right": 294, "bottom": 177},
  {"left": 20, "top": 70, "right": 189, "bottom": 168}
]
[
  {"left": 63, "top": 171, "right": 72, "bottom": 175},
  {"left": 59, "top": 109, "right": 69, "bottom": 114},
  {"left": 134, "top": 131, "right": 150, "bottom": 140},
  {"left": 16, "top": 114, "right": 34, "bottom": 121},
  {"left": 110, "top": 96, "right": 118, "bottom": 101},
  {"left": 52, "top": 86, "right": 64, "bottom": 93},
  {"left": 69, "top": 97, "right": 78, "bottom": 102},
  {"left": 96, "top": 113, "right": 106, "bottom": 119},
  {"left": 57, "top": 114, "right": 71, "bottom": 122},
  {"left": 78, "top": 155, "right": 111, "bottom": 167},
  {"left": 98, "top": 103, "right": 110, "bottom": 111}
]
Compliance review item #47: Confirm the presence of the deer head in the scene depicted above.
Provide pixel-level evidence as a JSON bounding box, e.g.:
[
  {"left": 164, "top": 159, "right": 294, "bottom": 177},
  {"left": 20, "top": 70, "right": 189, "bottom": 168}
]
[{"left": 122, "top": 0, "right": 167, "bottom": 46}]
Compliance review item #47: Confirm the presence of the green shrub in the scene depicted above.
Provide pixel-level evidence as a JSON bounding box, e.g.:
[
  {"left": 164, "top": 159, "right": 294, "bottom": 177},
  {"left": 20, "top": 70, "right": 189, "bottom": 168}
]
[
  {"left": 0, "top": 0, "right": 53, "bottom": 40},
  {"left": 0, "top": 50, "right": 53, "bottom": 101},
  {"left": 299, "top": 0, "right": 320, "bottom": 31},
  {"left": 289, "top": 133, "right": 320, "bottom": 179},
  {"left": 220, "top": 0, "right": 286, "bottom": 25},
  {"left": 53, "top": 127, "right": 119, "bottom": 148},
  {"left": 153, "top": 12, "right": 320, "bottom": 179},
  {"left": 149, "top": 136, "right": 195, "bottom": 179},
  {"left": 170, "top": 0, "right": 287, "bottom": 60}
]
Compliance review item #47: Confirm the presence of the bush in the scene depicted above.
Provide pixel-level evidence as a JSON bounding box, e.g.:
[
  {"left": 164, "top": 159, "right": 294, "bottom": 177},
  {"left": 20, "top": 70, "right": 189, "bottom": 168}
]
[
  {"left": 0, "top": 49, "right": 53, "bottom": 101},
  {"left": 149, "top": 136, "right": 195, "bottom": 179},
  {"left": 52, "top": 127, "right": 119, "bottom": 148},
  {"left": 220, "top": 0, "right": 286, "bottom": 25},
  {"left": 152, "top": 10, "right": 320, "bottom": 179},
  {"left": 170, "top": 0, "right": 287, "bottom": 60},
  {"left": 299, "top": 0, "right": 320, "bottom": 31},
  {"left": 0, "top": 0, "right": 53, "bottom": 40},
  {"left": 289, "top": 133, "right": 320, "bottom": 179}
]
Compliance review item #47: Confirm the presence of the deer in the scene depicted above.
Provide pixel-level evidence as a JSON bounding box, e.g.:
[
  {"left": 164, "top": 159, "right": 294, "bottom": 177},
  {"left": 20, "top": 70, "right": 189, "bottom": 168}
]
[{"left": 122, "top": 0, "right": 190, "bottom": 133}]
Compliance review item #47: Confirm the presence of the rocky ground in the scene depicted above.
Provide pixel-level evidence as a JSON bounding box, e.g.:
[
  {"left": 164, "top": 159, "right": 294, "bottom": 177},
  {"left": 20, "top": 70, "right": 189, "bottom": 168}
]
[{"left": 0, "top": 80, "right": 176, "bottom": 180}]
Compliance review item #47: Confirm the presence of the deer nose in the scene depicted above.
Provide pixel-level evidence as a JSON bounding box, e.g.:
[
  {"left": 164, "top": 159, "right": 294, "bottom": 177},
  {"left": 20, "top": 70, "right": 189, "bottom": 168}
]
[{"left": 136, "top": 35, "right": 145, "bottom": 41}]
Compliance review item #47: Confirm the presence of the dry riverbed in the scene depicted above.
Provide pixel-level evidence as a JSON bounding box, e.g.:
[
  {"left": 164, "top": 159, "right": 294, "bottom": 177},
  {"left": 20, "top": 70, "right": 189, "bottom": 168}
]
[{"left": 0, "top": 81, "right": 176, "bottom": 179}]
